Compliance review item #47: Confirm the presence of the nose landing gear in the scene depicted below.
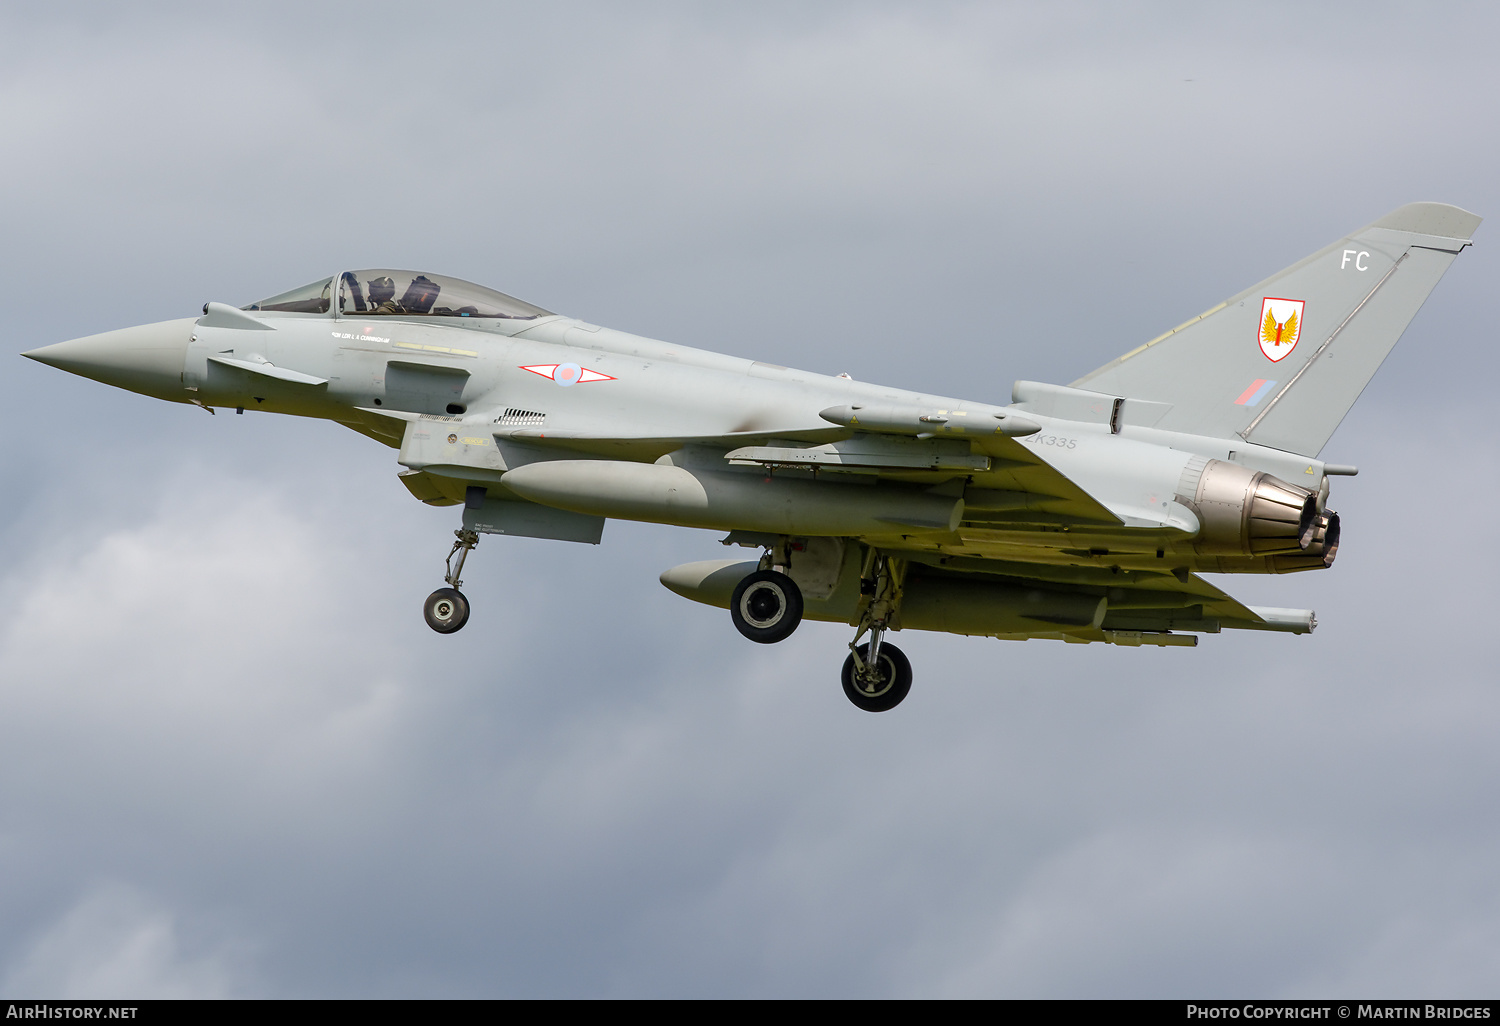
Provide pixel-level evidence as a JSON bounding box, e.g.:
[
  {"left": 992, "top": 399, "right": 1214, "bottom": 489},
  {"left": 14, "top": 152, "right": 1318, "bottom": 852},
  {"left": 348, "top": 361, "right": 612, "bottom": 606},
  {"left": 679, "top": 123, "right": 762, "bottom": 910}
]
[
  {"left": 424, "top": 588, "right": 469, "bottom": 633},
  {"left": 424, "top": 528, "right": 478, "bottom": 634}
]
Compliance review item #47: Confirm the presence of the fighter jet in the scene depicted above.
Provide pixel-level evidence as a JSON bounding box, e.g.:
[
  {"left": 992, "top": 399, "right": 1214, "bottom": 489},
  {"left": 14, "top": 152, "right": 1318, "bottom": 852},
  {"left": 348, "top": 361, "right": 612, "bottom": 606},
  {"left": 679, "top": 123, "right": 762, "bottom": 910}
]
[{"left": 21, "top": 202, "right": 1480, "bottom": 711}]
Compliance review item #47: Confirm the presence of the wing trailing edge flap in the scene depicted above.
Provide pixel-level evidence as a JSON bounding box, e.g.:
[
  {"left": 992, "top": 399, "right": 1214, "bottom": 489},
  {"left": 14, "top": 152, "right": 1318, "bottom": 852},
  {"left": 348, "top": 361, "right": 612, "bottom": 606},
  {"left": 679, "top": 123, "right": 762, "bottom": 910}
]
[{"left": 901, "top": 550, "right": 1304, "bottom": 635}]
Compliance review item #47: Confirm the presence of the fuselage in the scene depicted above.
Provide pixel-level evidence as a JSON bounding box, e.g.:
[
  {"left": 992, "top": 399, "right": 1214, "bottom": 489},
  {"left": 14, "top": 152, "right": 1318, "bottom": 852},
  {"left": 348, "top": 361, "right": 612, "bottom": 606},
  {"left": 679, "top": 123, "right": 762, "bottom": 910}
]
[
  {"left": 25, "top": 297, "right": 1331, "bottom": 568},
  {"left": 17, "top": 271, "right": 1337, "bottom": 675},
  {"left": 20, "top": 202, "right": 1479, "bottom": 703}
]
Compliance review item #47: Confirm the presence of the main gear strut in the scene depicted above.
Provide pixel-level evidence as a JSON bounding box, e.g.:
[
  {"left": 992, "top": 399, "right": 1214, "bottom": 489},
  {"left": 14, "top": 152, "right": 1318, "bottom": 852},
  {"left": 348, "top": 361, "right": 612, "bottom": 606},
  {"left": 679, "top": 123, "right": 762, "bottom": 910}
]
[{"left": 842, "top": 550, "right": 912, "bottom": 711}]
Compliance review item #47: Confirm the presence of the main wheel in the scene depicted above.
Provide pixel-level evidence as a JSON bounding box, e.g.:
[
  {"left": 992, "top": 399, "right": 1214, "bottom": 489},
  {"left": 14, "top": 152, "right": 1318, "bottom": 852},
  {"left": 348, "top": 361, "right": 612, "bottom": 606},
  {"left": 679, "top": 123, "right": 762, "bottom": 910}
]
[
  {"left": 424, "top": 587, "right": 470, "bottom": 634},
  {"left": 729, "top": 569, "right": 804, "bottom": 644},
  {"left": 841, "top": 642, "right": 912, "bottom": 712}
]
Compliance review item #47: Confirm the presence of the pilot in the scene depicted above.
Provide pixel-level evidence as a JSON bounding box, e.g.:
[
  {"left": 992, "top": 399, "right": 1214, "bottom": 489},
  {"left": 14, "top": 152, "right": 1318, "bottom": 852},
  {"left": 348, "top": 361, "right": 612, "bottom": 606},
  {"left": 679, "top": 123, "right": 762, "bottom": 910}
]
[{"left": 368, "top": 275, "right": 401, "bottom": 314}]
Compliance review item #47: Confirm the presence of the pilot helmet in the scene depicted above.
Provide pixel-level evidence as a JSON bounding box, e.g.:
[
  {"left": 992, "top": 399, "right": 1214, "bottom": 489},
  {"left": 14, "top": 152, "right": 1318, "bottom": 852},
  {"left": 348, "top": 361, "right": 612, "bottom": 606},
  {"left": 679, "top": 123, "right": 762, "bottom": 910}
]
[{"left": 368, "top": 276, "right": 396, "bottom": 304}]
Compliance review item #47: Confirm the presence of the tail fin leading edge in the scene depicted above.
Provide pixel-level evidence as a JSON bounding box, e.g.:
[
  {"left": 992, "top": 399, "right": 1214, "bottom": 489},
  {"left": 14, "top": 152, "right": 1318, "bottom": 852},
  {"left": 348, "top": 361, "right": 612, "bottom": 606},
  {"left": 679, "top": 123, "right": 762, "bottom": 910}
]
[{"left": 1071, "top": 202, "right": 1481, "bottom": 456}]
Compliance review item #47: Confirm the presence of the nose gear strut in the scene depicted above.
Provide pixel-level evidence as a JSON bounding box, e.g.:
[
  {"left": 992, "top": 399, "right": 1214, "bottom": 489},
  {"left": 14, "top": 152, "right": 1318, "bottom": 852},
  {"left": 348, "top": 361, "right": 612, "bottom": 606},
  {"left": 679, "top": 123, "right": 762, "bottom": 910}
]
[
  {"left": 423, "top": 528, "right": 479, "bottom": 634},
  {"left": 445, "top": 528, "right": 479, "bottom": 589}
]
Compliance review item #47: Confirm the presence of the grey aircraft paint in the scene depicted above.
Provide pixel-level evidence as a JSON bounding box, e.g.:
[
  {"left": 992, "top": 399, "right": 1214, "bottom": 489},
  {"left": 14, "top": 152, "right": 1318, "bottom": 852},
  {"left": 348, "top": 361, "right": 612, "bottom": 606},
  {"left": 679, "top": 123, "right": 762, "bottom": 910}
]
[{"left": 21, "top": 204, "right": 1479, "bottom": 711}]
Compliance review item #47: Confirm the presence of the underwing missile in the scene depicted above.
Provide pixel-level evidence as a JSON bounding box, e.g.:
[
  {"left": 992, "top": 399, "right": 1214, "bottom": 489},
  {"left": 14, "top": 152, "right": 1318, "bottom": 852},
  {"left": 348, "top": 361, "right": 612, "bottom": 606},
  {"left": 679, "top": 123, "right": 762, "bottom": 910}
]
[{"left": 818, "top": 404, "right": 1042, "bottom": 437}]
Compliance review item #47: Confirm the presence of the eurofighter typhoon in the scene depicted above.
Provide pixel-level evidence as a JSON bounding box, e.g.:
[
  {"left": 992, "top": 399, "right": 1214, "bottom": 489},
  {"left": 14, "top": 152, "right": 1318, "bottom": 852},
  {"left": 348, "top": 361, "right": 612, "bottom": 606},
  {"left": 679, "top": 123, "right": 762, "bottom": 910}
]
[{"left": 22, "top": 203, "right": 1479, "bottom": 710}]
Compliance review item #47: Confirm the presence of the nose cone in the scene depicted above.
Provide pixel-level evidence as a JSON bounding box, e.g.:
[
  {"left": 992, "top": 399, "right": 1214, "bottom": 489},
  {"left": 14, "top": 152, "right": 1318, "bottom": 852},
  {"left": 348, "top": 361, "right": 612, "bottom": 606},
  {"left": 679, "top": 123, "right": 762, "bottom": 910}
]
[{"left": 23, "top": 318, "right": 195, "bottom": 400}]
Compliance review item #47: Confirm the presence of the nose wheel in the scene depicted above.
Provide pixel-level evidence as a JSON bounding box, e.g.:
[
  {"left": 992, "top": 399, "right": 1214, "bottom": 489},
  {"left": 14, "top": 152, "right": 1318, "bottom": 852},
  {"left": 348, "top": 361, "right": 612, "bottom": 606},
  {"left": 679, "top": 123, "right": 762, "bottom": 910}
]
[
  {"left": 424, "top": 528, "right": 478, "bottom": 634},
  {"left": 424, "top": 587, "right": 470, "bottom": 633}
]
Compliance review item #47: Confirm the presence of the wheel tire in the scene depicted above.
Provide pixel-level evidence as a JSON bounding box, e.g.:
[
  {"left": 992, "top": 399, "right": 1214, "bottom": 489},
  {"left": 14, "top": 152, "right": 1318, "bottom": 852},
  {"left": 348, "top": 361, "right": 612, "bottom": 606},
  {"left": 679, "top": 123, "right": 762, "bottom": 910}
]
[
  {"left": 424, "top": 587, "right": 470, "bottom": 634},
  {"left": 841, "top": 642, "right": 912, "bottom": 712},
  {"left": 729, "top": 569, "right": 804, "bottom": 644}
]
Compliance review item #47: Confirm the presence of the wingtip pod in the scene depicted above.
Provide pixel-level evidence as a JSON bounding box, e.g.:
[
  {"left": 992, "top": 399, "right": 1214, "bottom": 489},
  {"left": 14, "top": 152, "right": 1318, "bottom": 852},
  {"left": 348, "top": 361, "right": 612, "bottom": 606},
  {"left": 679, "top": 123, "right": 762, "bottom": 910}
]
[
  {"left": 1244, "top": 606, "right": 1317, "bottom": 634},
  {"left": 1370, "top": 202, "right": 1482, "bottom": 242}
]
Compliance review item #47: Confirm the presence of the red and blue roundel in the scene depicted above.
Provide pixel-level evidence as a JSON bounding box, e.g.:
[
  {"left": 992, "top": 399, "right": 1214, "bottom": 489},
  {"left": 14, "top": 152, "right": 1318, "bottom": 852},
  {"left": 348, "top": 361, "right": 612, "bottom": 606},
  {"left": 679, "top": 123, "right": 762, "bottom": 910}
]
[{"left": 519, "top": 363, "right": 616, "bottom": 386}]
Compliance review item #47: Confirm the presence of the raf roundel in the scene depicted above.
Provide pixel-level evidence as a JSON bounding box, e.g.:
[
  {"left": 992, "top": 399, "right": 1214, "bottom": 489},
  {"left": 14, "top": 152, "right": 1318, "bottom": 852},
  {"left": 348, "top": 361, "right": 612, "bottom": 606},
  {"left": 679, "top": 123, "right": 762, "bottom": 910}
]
[{"left": 519, "top": 363, "right": 617, "bottom": 386}]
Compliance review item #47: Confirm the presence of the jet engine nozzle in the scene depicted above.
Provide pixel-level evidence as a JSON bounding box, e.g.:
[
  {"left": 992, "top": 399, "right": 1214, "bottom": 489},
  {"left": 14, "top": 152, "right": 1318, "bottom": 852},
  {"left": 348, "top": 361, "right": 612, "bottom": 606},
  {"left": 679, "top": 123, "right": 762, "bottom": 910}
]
[
  {"left": 1179, "top": 458, "right": 1318, "bottom": 557},
  {"left": 1284, "top": 510, "right": 1341, "bottom": 569}
]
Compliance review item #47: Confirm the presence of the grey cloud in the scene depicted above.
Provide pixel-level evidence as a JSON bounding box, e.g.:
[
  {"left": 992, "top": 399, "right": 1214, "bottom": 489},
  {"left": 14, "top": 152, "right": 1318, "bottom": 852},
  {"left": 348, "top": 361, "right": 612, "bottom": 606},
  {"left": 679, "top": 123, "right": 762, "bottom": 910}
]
[
  {"left": 1, "top": 0, "right": 1499, "bottom": 998},
  {"left": 1, "top": 883, "right": 240, "bottom": 998}
]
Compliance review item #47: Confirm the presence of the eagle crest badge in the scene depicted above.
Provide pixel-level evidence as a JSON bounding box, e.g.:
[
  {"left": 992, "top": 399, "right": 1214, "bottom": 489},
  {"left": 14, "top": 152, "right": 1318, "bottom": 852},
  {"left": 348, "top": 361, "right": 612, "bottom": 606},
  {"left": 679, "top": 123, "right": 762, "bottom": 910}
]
[{"left": 1258, "top": 297, "right": 1304, "bottom": 362}]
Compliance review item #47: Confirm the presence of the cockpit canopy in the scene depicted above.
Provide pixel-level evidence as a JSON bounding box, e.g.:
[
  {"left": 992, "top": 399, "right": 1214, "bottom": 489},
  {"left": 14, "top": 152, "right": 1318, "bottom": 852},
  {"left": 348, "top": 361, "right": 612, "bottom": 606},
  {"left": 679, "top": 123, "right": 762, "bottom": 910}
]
[{"left": 244, "top": 270, "right": 553, "bottom": 320}]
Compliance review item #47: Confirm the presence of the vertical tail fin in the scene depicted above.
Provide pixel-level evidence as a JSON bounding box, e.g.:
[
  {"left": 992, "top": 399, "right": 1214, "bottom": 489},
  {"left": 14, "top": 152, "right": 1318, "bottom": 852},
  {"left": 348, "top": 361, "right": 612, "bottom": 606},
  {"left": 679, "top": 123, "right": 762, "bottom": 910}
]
[{"left": 1072, "top": 203, "right": 1480, "bottom": 456}]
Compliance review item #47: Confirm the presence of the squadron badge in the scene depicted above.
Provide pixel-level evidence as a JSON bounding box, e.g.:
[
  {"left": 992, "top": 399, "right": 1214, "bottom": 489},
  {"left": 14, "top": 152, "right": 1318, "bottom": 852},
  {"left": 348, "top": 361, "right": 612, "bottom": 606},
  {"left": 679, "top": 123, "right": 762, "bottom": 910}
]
[{"left": 1258, "top": 297, "right": 1304, "bottom": 362}]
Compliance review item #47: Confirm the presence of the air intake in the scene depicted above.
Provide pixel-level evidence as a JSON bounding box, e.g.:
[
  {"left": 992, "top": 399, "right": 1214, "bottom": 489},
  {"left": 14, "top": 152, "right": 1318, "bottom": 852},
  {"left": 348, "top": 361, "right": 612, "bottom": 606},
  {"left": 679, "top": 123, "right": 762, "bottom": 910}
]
[{"left": 496, "top": 408, "right": 545, "bottom": 426}]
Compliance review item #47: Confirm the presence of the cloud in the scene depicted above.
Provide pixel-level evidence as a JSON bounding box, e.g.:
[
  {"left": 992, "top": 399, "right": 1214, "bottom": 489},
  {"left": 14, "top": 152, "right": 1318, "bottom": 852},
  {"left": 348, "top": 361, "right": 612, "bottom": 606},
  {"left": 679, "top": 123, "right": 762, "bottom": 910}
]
[
  {"left": 0, "top": 423, "right": 1497, "bottom": 996},
  {"left": 1, "top": 0, "right": 1499, "bottom": 998},
  {"left": 1, "top": 883, "right": 240, "bottom": 998}
]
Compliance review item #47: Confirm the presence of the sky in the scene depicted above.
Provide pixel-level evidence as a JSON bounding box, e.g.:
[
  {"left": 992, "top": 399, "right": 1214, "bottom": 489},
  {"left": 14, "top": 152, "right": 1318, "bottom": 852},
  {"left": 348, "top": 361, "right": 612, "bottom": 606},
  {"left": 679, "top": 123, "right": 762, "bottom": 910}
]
[{"left": 0, "top": 1, "right": 1497, "bottom": 998}]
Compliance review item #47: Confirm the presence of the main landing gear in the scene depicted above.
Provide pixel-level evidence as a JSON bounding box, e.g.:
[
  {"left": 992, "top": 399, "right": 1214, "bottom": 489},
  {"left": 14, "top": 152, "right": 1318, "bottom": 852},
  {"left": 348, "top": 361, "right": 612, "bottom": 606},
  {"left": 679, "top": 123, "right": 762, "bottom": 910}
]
[
  {"left": 842, "top": 550, "right": 910, "bottom": 712},
  {"left": 841, "top": 641, "right": 911, "bottom": 713},
  {"left": 424, "top": 528, "right": 478, "bottom": 634},
  {"left": 729, "top": 540, "right": 805, "bottom": 644},
  {"left": 728, "top": 540, "right": 913, "bottom": 712}
]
